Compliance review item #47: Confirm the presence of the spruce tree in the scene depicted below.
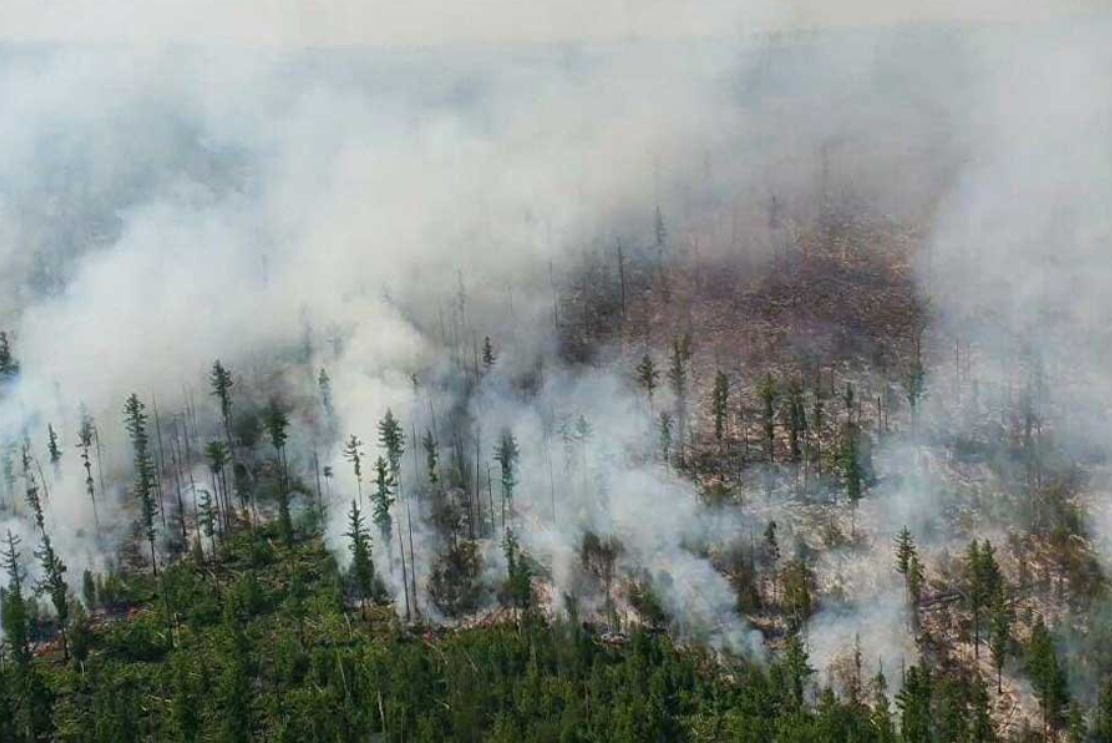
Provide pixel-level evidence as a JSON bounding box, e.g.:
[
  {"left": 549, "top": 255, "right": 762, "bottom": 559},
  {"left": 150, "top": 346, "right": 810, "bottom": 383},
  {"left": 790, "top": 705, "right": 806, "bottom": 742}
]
[
  {"left": 0, "top": 331, "right": 19, "bottom": 386},
  {"left": 658, "top": 412, "right": 673, "bottom": 465},
  {"left": 667, "top": 336, "right": 689, "bottom": 462},
  {"left": 371, "top": 456, "right": 395, "bottom": 545},
  {"left": 1028, "top": 617, "right": 1069, "bottom": 734},
  {"left": 210, "top": 360, "right": 235, "bottom": 453},
  {"left": 346, "top": 499, "right": 375, "bottom": 613},
  {"left": 46, "top": 423, "right": 61, "bottom": 474},
  {"left": 77, "top": 411, "right": 100, "bottom": 531},
  {"left": 494, "top": 428, "right": 520, "bottom": 530},
  {"left": 711, "top": 371, "right": 730, "bottom": 442},
  {"left": 896, "top": 665, "right": 933, "bottom": 743},
  {"left": 636, "top": 354, "right": 660, "bottom": 415},
  {"left": 124, "top": 393, "right": 160, "bottom": 574},
  {"left": 265, "top": 398, "right": 293, "bottom": 545},
  {"left": 989, "top": 589, "right": 1012, "bottom": 693},
  {"left": 482, "top": 336, "right": 496, "bottom": 373},
  {"left": 34, "top": 533, "right": 69, "bottom": 659},
  {"left": 343, "top": 434, "right": 365, "bottom": 505},
  {"left": 422, "top": 430, "right": 439, "bottom": 490},
  {"left": 783, "top": 634, "right": 814, "bottom": 710}
]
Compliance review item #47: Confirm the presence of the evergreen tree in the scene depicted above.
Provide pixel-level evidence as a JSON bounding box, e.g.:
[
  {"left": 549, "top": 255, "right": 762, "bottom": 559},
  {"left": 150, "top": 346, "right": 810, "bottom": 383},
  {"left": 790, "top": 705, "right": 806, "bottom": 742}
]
[
  {"left": 896, "top": 664, "right": 933, "bottom": 743},
  {"left": 968, "top": 673, "right": 996, "bottom": 743},
  {"left": 658, "top": 412, "right": 673, "bottom": 465},
  {"left": 378, "top": 409, "right": 406, "bottom": 483},
  {"left": 34, "top": 532, "right": 70, "bottom": 659},
  {"left": 205, "top": 440, "right": 230, "bottom": 535},
  {"left": 989, "top": 589, "right": 1013, "bottom": 693},
  {"left": 667, "top": 337, "right": 689, "bottom": 461},
  {"left": 636, "top": 354, "right": 660, "bottom": 415},
  {"left": 77, "top": 411, "right": 100, "bottom": 531},
  {"left": 318, "top": 368, "right": 335, "bottom": 425},
  {"left": 209, "top": 360, "right": 235, "bottom": 452},
  {"left": 343, "top": 434, "right": 365, "bottom": 505},
  {"left": 502, "top": 528, "right": 532, "bottom": 615},
  {"left": 895, "top": 527, "right": 916, "bottom": 577},
  {"left": 871, "top": 668, "right": 897, "bottom": 743},
  {"left": 124, "top": 393, "right": 160, "bottom": 574},
  {"left": 346, "top": 499, "right": 375, "bottom": 613},
  {"left": 265, "top": 398, "right": 293, "bottom": 545},
  {"left": 786, "top": 378, "right": 806, "bottom": 462},
  {"left": 47, "top": 423, "right": 62, "bottom": 474},
  {"left": 198, "top": 488, "right": 218, "bottom": 558},
  {"left": 422, "top": 429, "right": 439, "bottom": 490},
  {"left": 711, "top": 371, "right": 730, "bottom": 442},
  {"left": 371, "top": 456, "right": 395, "bottom": 545},
  {"left": 1028, "top": 617, "right": 1069, "bottom": 735},
  {"left": 783, "top": 634, "right": 814, "bottom": 710},
  {"left": 0, "top": 331, "right": 19, "bottom": 386},
  {"left": 841, "top": 423, "right": 864, "bottom": 530},
  {"left": 494, "top": 428, "right": 520, "bottom": 529},
  {"left": 965, "top": 540, "right": 986, "bottom": 659},
  {"left": 482, "top": 336, "right": 496, "bottom": 373}
]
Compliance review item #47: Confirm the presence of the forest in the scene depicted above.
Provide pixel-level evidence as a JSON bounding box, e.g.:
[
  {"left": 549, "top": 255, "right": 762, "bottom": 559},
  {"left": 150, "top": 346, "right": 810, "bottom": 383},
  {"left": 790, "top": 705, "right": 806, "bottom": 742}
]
[{"left": 4, "top": 3, "right": 1112, "bottom": 742}]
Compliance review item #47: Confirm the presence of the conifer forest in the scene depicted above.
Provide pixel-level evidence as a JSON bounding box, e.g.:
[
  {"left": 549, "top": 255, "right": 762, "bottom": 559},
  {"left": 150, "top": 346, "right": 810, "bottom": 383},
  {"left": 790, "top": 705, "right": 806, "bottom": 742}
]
[{"left": 3, "top": 2, "right": 1112, "bottom": 741}]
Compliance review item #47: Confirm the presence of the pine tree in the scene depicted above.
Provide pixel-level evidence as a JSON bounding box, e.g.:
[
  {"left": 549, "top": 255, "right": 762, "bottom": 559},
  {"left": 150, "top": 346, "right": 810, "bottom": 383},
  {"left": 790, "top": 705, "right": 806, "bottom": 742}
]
[
  {"left": 494, "top": 429, "right": 520, "bottom": 530},
  {"left": 658, "top": 412, "right": 673, "bottom": 465},
  {"left": 711, "top": 371, "right": 730, "bottom": 442},
  {"left": 841, "top": 423, "right": 864, "bottom": 532},
  {"left": 968, "top": 674, "right": 996, "bottom": 743},
  {"left": 34, "top": 533, "right": 70, "bottom": 659},
  {"left": 783, "top": 634, "right": 814, "bottom": 710},
  {"left": 1028, "top": 617, "right": 1069, "bottom": 735},
  {"left": 482, "top": 336, "right": 496, "bottom": 373},
  {"left": 654, "top": 205, "right": 667, "bottom": 249},
  {"left": 343, "top": 434, "right": 365, "bottom": 505},
  {"left": 198, "top": 488, "right": 217, "bottom": 558},
  {"left": 124, "top": 393, "right": 160, "bottom": 574},
  {"left": 896, "top": 665, "right": 933, "bottom": 743},
  {"left": 636, "top": 354, "right": 660, "bottom": 416},
  {"left": 895, "top": 527, "right": 916, "bottom": 577},
  {"left": 667, "top": 337, "right": 688, "bottom": 462},
  {"left": 346, "top": 499, "right": 375, "bottom": 613},
  {"left": 371, "top": 456, "right": 395, "bottom": 545},
  {"left": 77, "top": 411, "right": 100, "bottom": 531},
  {"left": 318, "top": 367, "right": 335, "bottom": 427},
  {"left": 46, "top": 423, "right": 61, "bottom": 474},
  {"left": 422, "top": 430, "right": 439, "bottom": 490},
  {"left": 204, "top": 440, "right": 230, "bottom": 536},
  {"left": 378, "top": 409, "right": 406, "bottom": 482},
  {"left": 989, "top": 588, "right": 1013, "bottom": 693},
  {"left": 871, "top": 668, "right": 897, "bottom": 743},
  {"left": 502, "top": 528, "right": 532, "bottom": 615},
  {"left": 0, "top": 331, "right": 19, "bottom": 386},
  {"left": 265, "top": 398, "right": 293, "bottom": 546},
  {"left": 209, "top": 360, "right": 235, "bottom": 452},
  {"left": 786, "top": 378, "right": 806, "bottom": 462}
]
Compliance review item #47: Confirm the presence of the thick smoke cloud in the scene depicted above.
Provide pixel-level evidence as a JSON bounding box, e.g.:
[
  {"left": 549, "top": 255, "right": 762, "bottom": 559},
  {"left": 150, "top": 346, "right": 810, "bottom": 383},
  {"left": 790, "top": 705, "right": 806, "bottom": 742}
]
[{"left": 2, "top": 0, "right": 1111, "bottom": 665}]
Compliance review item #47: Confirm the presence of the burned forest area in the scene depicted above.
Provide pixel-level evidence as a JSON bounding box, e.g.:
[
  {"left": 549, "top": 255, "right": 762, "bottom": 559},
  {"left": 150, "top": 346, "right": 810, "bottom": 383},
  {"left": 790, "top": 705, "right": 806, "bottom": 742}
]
[{"left": 3, "top": 6, "right": 1112, "bottom": 743}]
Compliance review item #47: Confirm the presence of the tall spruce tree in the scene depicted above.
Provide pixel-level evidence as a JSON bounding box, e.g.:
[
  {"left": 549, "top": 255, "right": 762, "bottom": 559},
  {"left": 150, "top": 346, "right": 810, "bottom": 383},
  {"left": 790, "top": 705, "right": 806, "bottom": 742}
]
[
  {"left": 124, "top": 393, "right": 160, "bottom": 574},
  {"left": 494, "top": 428, "right": 520, "bottom": 530},
  {"left": 209, "top": 360, "right": 235, "bottom": 453},
  {"left": 711, "top": 371, "right": 730, "bottom": 442},
  {"left": 346, "top": 499, "right": 375, "bottom": 613}
]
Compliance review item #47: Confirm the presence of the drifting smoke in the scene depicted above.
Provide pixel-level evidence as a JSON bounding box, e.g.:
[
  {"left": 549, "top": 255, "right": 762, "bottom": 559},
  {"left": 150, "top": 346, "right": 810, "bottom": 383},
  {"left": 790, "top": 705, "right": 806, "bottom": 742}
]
[{"left": 1, "top": 0, "right": 1111, "bottom": 668}]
